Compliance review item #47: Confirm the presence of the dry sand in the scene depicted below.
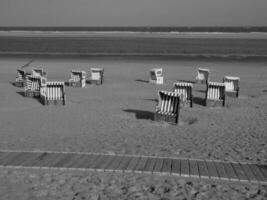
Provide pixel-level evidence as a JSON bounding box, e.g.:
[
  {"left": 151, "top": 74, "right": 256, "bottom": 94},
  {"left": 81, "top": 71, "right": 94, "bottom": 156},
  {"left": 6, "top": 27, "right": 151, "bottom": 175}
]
[{"left": 0, "top": 56, "right": 267, "bottom": 199}]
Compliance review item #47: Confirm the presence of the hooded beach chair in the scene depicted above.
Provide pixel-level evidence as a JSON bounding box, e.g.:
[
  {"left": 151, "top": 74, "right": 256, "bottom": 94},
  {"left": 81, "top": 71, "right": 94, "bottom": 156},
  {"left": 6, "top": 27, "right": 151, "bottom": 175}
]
[
  {"left": 154, "top": 90, "right": 181, "bottom": 124},
  {"left": 40, "top": 78, "right": 66, "bottom": 106},
  {"left": 173, "top": 82, "right": 193, "bottom": 107},
  {"left": 205, "top": 82, "right": 225, "bottom": 107},
  {"left": 150, "top": 68, "right": 163, "bottom": 84},
  {"left": 90, "top": 68, "right": 104, "bottom": 85},
  {"left": 69, "top": 70, "right": 86, "bottom": 87},
  {"left": 223, "top": 76, "right": 240, "bottom": 98},
  {"left": 15, "top": 69, "right": 30, "bottom": 87},
  {"left": 32, "top": 68, "right": 47, "bottom": 77},
  {"left": 196, "top": 68, "right": 210, "bottom": 84},
  {"left": 24, "top": 75, "right": 42, "bottom": 97}
]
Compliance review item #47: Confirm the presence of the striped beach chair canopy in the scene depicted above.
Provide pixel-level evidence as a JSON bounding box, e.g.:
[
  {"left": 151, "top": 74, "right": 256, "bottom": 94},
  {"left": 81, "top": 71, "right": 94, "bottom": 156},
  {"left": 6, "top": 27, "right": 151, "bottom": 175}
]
[
  {"left": 91, "top": 68, "right": 104, "bottom": 80},
  {"left": 205, "top": 82, "right": 225, "bottom": 107},
  {"left": 155, "top": 90, "right": 181, "bottom": 124},
  {"left": 41, "top": 81, "right": 66, "bottom": 105},
  {"left": 24, "top": 75, "right": 41, "bottom": 92},
  {"left": 223, "top": 76, "right": 240, "bottom": 92},
  {"left": 173, "top": 82, "right": 193, "bottom": 107},
  {"left": 32, "top": 68, "right": 47, "bottom": 77},
  {"left": 16, "top": 69, "right": 26, "bottom": 82},
  {"left": 196, "top": 68, "right": 210, "bottom": 83}
]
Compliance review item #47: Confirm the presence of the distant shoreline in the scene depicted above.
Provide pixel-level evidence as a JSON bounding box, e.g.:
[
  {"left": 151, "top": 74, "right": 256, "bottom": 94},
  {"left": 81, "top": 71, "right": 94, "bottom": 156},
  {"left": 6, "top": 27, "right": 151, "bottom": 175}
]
[{"left": 1, "top": 52, "right": 267, "bottom": 61}]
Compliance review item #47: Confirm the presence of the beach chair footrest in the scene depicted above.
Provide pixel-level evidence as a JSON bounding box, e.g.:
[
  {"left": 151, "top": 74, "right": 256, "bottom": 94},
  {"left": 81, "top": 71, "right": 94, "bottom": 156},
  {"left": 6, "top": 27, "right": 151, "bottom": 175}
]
[
  {"left": 180, "top": 100, "right": 193, "bottom": 108},
  {"left": 225, "top": 91, "right": 238, "bottom": 98},
  {"left": 14, "top": 81, "right": 25, "bottom": 87},
  {"left": 25, "top": 90, "right": 40, "bottom": 98},
  {"left": 43, "top": 99, "right": 65, "bottom": 106},
  {"left": 205, "top": 99, "right": 225, "bottom": 107},
  {"left": 90, "top": 80, "right": 103, "bottom": 85},
  {"left": 154, "top": 112, "right": 178, "bottom": 125},
  {"left": 69, "top": 82, "right": 83, "bottom": 87}
]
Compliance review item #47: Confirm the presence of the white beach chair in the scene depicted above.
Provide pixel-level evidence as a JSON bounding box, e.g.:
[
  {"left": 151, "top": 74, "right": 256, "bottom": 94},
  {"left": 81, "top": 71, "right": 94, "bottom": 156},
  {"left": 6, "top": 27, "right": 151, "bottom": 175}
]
[
  {"left": 69, "top": 70, "right": 86, "bottom": 87},
  {"left": 155, "top": 90, "right": 181, "bottom": 124},
  {"left": 40, "top": 79, "right": 66, "bottom": 106},
  {"left": 173, "top": 82, "right": 193, "bottom": 107},
  {"left": 90, "top": 68, "right": 104, "bottom": 85},
  {"left": 32, "top": 68, "right": 47, "bottom": 77},
  {"left": 24, "top": 75, "right": 42, "bottom": 97},
  {"left": 205, "top": 82, "right": 225, "bottom": 107},
  {"left": 196, "top": 68, "right": 210, "bottom": 84},
  {"left": 149, "top": 68, "right": 164, "bottom": 84},
  {"left": 223, "top": 76, "right": 240, "bottom": 98}
]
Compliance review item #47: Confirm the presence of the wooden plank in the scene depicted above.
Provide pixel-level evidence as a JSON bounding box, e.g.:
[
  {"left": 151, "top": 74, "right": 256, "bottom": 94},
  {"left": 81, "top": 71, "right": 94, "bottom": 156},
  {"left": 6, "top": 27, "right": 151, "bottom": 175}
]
[
  {"left": 153, "top": 158, "right": 164, "bottom": 173},
  {"left": 135, "top": 157, "right": 148, "bottom": 172},
  {"left": 206, "top": 161, "right": 219, "bottom": 179},
  {"left": 6, "top": 152, "right": 35, "bottom": 166},
  {"left": 125, "top": 157, "right": 140, "bottom": 172},
  {"left": 0, "top": 152, "right": 23, "bottom": 166},
  {"left": 241, "top": 164, "right": 258, "bottom": 182},
  {"left": 171, "top": 159, "right": 181, "bottom": 175},
  {"left": 222, "top": 162, "right": 239, "bottom": 181},
  {"left": 53, "top": 153, "right": 76, "bottom": 168},
  {"left": 213, "top": 161, "right": 229, "bottom": 181},
  {"left": 143, "top": 157, "right": 157, "bottom": 172},
  {"left": 2, "top": 152, "right": 27, "bottom": 166},
  {"left": 197, "top": 160, "right": 209, "bottom": 179},
  {"left": 180, "top": 159, "right": 190, "bottom": 177},
  {"left": 90, "top": 155, "right": 108, "bottom": 169},
  {"left": 24, "top": 152, "right": 49, "bottom": 167},
  {"left": 189, "top": 160, "right": 199, "bottom": 178},
  {"left": 116, "top": 156, "right": 132, "bottom": 171},
  {"left": 100, "top": 155, "right": 116, "bottom": 171},
  {"left": 20, "top": 153, "right": 47, "bottom": 167},
  {"left": 255, "top": 164, "right": 267, "bottom": 179},
  {"left": 45, "top": 153, "right": 68, "bottom": 168},
  {"left": 161, "top": 158, "right": 172, "bottom": 174},
  {"left": 105, "top": 155, "right": 123, "bottom": 171},
  {"left": 75, "top": 154, "right": 97, "bottom": 169},
  {"left": 231, "top": 162, "right": 249, "bottom": 182},
  {"left": 248, "top": 164, "right": 266, "bottom": 182},
  {"left": 33, "top": 153, "right": 62, "bottom": 167},
  {"left": 61, "top": 154, "right": 85, "bottom": 168}
]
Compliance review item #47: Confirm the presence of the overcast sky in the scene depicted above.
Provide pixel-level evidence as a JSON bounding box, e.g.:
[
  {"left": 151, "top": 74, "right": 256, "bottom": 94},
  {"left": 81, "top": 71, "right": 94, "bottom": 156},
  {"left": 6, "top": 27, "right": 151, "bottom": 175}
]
[{"left": 0, "top": 0, "right": 266, "bottom": 26}]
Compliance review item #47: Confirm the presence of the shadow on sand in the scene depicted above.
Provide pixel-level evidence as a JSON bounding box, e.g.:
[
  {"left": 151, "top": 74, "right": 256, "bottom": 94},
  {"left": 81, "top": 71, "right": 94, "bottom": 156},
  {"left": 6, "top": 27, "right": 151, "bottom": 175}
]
[
  {"left": 143, "top": 98, "right": 158, "bottom": 103},
  {"left": 135, "top": 79, "right": 149, "bottom": 83},
  {"left": 193, "top": 96, "right": 206, "bottom": 106},
  {"left": 123, "top": 109, "right": 154, "bottom": 120},
  {"left": 16, "top": 91, "right": 25, "bottom": 97},
  {"left": 177, "top": 80, "right": 196, "bottom": 84}
]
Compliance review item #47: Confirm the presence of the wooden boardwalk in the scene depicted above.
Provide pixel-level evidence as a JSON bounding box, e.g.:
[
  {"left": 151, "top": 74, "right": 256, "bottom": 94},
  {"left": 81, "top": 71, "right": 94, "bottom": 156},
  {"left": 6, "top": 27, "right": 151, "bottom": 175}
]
[{"left": 0, "top": 150, "right": 266, "bottom": 184}]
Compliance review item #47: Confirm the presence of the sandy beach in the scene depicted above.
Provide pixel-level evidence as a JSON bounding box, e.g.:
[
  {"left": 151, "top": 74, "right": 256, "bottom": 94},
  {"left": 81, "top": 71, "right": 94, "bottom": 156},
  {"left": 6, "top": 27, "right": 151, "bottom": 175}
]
[{"left": 0, "top": 56, "right": 267, "bottom": 199}]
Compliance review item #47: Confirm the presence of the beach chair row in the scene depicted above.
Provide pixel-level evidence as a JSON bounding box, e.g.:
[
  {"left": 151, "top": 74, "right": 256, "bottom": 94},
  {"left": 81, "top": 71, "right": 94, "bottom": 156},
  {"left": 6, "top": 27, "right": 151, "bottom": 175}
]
[{"left": 68, "top": 68, "right": 104, "bottom": 87}]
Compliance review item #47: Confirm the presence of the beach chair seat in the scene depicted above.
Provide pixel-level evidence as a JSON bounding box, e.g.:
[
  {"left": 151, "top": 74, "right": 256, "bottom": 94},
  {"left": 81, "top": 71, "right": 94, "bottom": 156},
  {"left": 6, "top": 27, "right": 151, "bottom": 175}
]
[
  {"left": 90, "top": 68, "right": 104, "bottom": 85},
  {"left": 32, "top": 68, "right": 47, "bottom": 77},
  {"left": 69, "top": 70, "right": 86, "bottom": 87},
  {"left": 15, "top": 69, "right": 30, "bottom": 87},
  {"left": 40, "top": 79, "right": 66, "bottom": 106},
  {"left": 223, "top": 76, "right": 240, "bottom": 98},
  {"left": 173, "top": 82, "right": 193, "bottom": 107},
  {"left": 24, "top": 75, "right": 42, "bottom": 97},
  {"left": 205, "top": 82, "right": 225, "bottom": 107},
  {"left": 196, "top": 68, "right": 210, "bottom": 84},
  {"left": 155, "top": 90, "right": 181, "bottom": 124},
  {"left": 150, "top": 68, "right": 163, "bottom": 84}
]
